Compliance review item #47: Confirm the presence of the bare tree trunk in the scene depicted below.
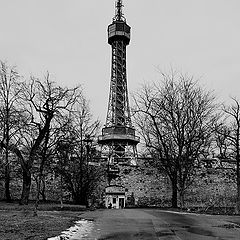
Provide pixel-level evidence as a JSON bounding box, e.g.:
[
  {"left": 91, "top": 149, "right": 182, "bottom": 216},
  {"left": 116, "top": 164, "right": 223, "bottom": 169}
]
[
  {"left": 179, "top": 178, "right": 186, "bottom": 209},
  {"left": 34, "top": 166, "right": 47, "bottom": 213},
  {"left": 41, "top": 177, "right": 46, "bottom": 202},
  {"left": 20, "top": 169, "right": 31, "bottom": 205},
  {"left": 34, "top": 177, "right": 40, "bottom": 216},
  {"left": 34, "top": 173, "right": 44, "bottom": 215},
  {"left": 34, "top": 142, "right": 48, "bottom": 214},
  {"left": 179, "top": 191, "right": 185, "bottom": 209},
  {"left": 4, "top": 164, "right": 11, "bottom": 202},
  {"left": 171, "top": 176, "right": 178, "bottom": 208}
]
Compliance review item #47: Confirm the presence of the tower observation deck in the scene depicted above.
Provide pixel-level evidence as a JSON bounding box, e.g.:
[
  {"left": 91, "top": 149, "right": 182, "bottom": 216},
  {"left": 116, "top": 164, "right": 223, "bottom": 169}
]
[{"left": 98, "top": 0, "right": 139, "bottom": 179}]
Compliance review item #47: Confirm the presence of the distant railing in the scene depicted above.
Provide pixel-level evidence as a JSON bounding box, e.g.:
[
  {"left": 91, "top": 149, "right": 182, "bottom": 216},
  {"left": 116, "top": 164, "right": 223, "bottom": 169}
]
[
  {"left": 98, "top": 126, "right": 140, "bottom": 143},
  {"left": 102, "top": 126, "right": 135, "bottom": 135},
  {"left": 98, "top": 134, "right": 140, "bottom": 143}
]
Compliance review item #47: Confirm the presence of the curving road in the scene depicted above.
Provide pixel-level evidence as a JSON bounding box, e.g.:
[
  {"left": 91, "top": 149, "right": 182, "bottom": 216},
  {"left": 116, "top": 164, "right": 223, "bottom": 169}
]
[{"left": 79, "top": 208, "right": 240, "bottom": 240}]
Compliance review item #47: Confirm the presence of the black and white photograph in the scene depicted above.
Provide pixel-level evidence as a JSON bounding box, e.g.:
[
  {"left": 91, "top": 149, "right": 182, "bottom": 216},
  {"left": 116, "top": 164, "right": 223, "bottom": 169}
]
[{"left": 0, "top": 0, "right": 240, "bottom": 239}]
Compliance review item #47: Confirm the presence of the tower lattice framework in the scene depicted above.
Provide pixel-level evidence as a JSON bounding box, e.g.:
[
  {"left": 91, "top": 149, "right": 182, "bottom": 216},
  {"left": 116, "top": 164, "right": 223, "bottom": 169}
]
[{"left": 98, "top": 0, "right": 139, "bottom": 179}]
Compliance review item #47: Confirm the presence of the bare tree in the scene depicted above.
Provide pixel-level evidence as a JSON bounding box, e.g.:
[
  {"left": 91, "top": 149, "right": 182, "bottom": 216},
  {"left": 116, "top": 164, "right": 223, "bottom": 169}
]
[
  {"left": 3, "top": 73, "right": 80, "bottom": 204},
  {"left": 55, "top": 96, "right": 101, "bottom": 206},
  {"left": 0, "top": 61, "right": 22, "bottom": 202},
  {"left": 133, "top": 70, "right": 217, "bottom": 208},
  {"left": 220, "top": 97, "right": 240, "bottom": 213}
]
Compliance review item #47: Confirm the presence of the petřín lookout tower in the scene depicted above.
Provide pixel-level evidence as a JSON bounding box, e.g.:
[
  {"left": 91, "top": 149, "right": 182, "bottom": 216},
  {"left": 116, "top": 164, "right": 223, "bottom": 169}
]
[{"left": 98, "top": 0, "right": 139, "bottom": 185}]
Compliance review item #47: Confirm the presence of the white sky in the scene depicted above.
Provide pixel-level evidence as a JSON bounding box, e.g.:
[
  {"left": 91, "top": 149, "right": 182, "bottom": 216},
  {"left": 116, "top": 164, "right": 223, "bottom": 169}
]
[{"left": 0, "top": 0, "right": 240, "bottom": 123}]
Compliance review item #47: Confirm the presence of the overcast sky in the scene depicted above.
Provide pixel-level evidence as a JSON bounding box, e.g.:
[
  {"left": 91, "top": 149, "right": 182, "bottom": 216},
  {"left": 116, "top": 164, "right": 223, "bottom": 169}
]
[{"left": 1, "top": 0, "right": 240, "bottom": 122}]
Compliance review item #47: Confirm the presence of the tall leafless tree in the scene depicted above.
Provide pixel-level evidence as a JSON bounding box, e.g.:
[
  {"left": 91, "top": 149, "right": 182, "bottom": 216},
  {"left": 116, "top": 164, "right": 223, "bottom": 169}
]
[
  {"left": 3, "top": 73, "right": 80, "bottom": 204},
  {"left": 55, "top": 96, "right": 101, "bottom": 206},
  {"left": 0, "top": 61, "right": 22, "bottom": 202},
  {"left": 133, "top": 70, "right": 217, "bottom": 208},
  {"left": 220, "top": 97, "right": 240, "bottom": 213}
]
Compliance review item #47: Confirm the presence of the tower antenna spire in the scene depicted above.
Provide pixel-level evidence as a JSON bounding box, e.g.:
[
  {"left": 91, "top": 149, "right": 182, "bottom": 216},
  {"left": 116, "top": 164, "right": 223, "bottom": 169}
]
[{"left": 114, "top": 0, "right": 125, "bottom": 22}]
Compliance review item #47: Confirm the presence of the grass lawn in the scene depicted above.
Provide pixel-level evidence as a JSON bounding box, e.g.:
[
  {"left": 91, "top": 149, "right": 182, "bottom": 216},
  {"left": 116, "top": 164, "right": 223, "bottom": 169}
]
[{"left": 0, "top": 202, "right": 86, "bottom": 240}]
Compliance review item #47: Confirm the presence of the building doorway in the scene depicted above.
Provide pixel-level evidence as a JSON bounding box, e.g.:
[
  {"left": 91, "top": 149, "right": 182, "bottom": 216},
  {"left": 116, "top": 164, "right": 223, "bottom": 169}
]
[{"left": 119, "top": 198, "right": 125, "bottom": 209}]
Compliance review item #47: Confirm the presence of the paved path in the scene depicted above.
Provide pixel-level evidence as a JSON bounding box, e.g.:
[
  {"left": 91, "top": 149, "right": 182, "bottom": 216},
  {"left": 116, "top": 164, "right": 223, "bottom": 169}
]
[{"left": 78, "top": 209, "right": 240, "bottom": 240}]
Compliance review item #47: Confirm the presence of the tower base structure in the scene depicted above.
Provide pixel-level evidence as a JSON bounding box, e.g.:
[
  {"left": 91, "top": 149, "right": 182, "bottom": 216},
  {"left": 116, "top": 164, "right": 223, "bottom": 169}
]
[
  {"left": 98, "top": 126, "right": 139, "bottom": 159},
  {"left": 98, "top": 126, "right": 140, "bottom": 184},
  {"left": 98, "top": 126, "right": 139, "bottom": 208}
]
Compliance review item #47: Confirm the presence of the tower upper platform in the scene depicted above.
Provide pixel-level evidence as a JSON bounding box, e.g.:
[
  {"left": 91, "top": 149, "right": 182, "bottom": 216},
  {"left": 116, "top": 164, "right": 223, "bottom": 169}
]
[
  {"left": 98, "top": 126, "right": 140, "bottom": 145},
  {"left": 108, "top": 21, "right": 131, "bottom": 45}
]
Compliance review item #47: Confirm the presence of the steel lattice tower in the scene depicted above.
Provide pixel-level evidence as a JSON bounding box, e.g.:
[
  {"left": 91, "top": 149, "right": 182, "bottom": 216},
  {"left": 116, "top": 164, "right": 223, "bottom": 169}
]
[{"left": 98, "top": 0, "right": 139, "bottom": 179}]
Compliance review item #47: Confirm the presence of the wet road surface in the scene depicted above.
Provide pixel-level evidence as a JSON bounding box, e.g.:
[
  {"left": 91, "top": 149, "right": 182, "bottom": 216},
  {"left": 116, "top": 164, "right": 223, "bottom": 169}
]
[{"left": 79, "top": 209, "right": 240, "bottom": 240}]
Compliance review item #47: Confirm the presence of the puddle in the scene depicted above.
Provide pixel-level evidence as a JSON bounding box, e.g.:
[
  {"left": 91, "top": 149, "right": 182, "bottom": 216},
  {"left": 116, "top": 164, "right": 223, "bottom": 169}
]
[{"left": 48, "top": 219, "right": 94, "bottom": 240}]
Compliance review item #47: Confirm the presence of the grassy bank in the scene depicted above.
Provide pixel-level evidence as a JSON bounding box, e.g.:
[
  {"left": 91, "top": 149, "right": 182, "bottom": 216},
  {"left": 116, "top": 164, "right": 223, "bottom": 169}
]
[{"left": 0, "top": 202, "right": 85, "bottom": 240}]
